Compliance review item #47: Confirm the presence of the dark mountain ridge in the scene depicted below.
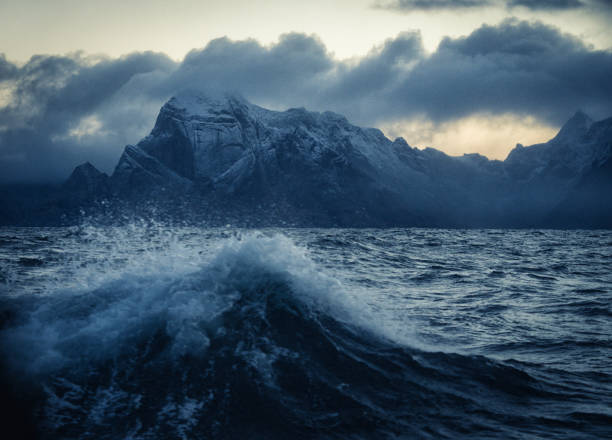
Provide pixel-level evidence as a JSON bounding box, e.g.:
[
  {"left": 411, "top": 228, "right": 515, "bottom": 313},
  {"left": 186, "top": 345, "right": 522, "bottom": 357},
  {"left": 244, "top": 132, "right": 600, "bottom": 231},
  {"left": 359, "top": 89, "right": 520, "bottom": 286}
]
[{"left": 2, "top": 92, "right": 611, "bottom": 227}]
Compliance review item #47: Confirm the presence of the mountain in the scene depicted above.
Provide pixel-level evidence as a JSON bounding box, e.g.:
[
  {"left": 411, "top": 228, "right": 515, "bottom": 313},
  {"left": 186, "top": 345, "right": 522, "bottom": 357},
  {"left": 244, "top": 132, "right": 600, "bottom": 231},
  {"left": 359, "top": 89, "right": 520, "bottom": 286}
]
[
  {"left": 108, "top": 92, "right": 442, "bottom": 225},
  {"left": 501, "top": 112, "right": 612, "bottom": 225},
  {"left": 2, "top": 93, "right": 611, "bottom": 227},
  {"left": 547, "top": 152, "right": 612, "bottom": 228},
  {"left": 64, "top": 162, "right": 110, "bottom": 196}
]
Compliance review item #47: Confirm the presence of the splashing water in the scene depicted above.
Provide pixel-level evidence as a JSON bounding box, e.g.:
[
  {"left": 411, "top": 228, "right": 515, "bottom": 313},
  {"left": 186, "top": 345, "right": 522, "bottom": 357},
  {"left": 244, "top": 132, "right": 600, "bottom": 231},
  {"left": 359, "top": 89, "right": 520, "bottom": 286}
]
[{"left": 0, "top": 227, "right": 610, "bottom": 439}]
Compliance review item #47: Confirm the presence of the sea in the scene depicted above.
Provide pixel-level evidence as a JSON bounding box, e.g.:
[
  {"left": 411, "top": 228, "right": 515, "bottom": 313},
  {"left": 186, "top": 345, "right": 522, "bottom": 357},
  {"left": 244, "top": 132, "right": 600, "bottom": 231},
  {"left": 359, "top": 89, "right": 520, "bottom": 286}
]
[{"left": 0, "top": 225, "right": 610, "bottom": 439}]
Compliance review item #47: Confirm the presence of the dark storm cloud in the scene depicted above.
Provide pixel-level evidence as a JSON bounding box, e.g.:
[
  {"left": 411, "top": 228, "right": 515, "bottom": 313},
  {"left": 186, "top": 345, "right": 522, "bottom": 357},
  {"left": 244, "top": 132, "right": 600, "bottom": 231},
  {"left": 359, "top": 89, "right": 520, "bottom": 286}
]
[
  {"left": 508, "top": 0, "right": 584, "bottom": 10},
  {"left": 16, "top": 52, "right": 174, "bottom": 117},
  {"left": 168, "top": 31, "right": 422, "bottom": 109},
  {"left": 374, "top": 0, "right": 492, "bottom": 11},
  {"left": 591, "top": 0, "right": 612, "bottom": 11},
  {"left": 316, "top": 32, "right": 426, "bottom": 119},
  {"left": 1, "top": 21, "right": 612, "bottom": 182},
  {"left": 0, "top": 54, "right": 18, "bottom": 81},
  {"left": 376, "top": 0, "right": 593, "bottom": 10},
  {"left": 331, "top": 32, "right": 424, "bottom": 95},
  {"left": 170, "top": 33, "right": 333, "bottom": 104},
  {"left": 387, "top": 19, "right": 612, "bottom": 123},
  {"left": 0, "top": 52, "right": 176, "bottom": 181}
]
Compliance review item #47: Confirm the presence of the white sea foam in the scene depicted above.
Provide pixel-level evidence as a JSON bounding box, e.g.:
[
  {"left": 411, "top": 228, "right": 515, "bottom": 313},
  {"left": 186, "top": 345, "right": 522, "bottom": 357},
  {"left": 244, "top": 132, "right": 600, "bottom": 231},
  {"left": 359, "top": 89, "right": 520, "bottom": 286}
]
[{"left": 1, "top": 229, "right": 401, "bottom": 377}]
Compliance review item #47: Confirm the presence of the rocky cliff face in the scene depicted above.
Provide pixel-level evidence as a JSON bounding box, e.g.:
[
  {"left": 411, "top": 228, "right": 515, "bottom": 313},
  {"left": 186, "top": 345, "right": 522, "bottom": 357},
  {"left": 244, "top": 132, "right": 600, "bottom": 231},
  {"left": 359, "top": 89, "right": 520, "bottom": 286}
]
[
  {"left": 4, "top": 92, "right": 611, "bottom": 227},
  {"left": 108, "top": 92, "right": 444, "bottom": 225},
  {"left": 114, "top": 92, "right": 419, "bottom": 193}
]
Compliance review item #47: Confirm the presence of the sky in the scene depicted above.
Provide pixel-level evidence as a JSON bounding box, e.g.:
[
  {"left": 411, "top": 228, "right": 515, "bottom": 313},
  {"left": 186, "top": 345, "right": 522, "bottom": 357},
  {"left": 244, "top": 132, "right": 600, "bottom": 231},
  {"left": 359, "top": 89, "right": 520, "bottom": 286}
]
[{"left": 1, "top": 0, "right": 611, "bottom": 182}]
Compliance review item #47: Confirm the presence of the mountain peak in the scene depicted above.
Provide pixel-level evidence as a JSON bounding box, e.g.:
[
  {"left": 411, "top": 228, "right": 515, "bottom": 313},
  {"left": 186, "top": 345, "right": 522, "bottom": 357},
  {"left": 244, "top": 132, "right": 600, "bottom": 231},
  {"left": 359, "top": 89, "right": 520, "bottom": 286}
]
[
  {"left": 553, "top": 110, "right": 593, "bottom": 144},
  {"left": 67, "top": 162, "right": 105, "bottom": 180},
  {"left": 64, "top": 162, "right": 108, "bottom": 193},
  {"left": 166, "top": 90, "right": 249, "bottom": 117}
]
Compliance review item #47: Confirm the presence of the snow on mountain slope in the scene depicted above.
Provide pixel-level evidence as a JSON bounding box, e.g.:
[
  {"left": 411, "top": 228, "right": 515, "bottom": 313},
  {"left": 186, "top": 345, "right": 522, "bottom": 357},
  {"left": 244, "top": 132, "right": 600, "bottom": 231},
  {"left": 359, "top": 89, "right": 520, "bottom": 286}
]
[
  {"left": 62, "top": 92, "right": 611, "bottom": 227},
  {"left": 125, "top": 91, "right": 425, "bottom": 189},
  {"left": 504, "top": 111, "right": 608, "bottom": 183},
  {"left": 115, "top": 92, "right": 419, "bottom": 189}
]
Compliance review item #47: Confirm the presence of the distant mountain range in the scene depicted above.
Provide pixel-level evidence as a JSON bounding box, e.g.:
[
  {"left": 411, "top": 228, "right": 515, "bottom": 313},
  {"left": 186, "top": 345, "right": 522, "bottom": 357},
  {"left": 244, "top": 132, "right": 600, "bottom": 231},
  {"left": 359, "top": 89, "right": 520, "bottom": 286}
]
[{"left": 1, "top": 92, "right": 611, "bottom": 227}]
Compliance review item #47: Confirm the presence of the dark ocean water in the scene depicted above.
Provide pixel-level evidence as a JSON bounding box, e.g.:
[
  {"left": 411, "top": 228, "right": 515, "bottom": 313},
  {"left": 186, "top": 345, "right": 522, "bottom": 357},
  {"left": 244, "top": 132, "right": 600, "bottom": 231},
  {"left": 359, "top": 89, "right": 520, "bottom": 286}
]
[{"left": 0, "top": 226, "right": 610, "bottom": 439}]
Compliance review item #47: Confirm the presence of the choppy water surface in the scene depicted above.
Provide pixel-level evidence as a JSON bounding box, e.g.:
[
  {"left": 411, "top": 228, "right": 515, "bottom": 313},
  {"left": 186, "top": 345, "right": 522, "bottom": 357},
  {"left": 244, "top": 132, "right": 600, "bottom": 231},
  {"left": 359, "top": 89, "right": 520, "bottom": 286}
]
[{"left": 0, "top": 226, "right": 610, "bottom": 439}]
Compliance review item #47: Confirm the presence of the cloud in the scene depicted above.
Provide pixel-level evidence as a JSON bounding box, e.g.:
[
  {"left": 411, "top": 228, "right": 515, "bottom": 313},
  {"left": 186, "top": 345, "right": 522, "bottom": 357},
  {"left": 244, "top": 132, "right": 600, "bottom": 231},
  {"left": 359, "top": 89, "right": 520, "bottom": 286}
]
[
  {"left": 308, "top": 19, "right": 612, "bottom": 128},
  {"left": 508, "top": 0, "right": 585, "bottom": 10},
  {"left": 321, "top": 32, "right": 424, "bottom": 112},
  {"left": 0, "top": 52, "right": 176, "bottom": 181},
  {"left": 170, "top": 33, "right": 333, "bottom": 106},
  {"left": 1, "top": 20, "right": 611, "bottom": 182},
  {"left": 590, "top": 0, "right": 612, "bottom": 12},
  {"left": 385, "top": 19, "right": 612, "bottom": 124},
  {"left": 374, "top": 0, "right": 493, "bottom": 11},
  {"left": 375, "top": 0, "right": 592, "bottom": 11},
  {"left": 0, "top": 54, "right": 18, "bottom": 81}
]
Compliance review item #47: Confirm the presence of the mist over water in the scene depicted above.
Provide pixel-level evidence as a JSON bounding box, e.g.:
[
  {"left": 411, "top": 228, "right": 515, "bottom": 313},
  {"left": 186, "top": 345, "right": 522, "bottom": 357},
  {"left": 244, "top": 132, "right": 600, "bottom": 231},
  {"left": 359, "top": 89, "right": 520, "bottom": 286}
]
[{"left": 0, "top": 226, "right": 610, "bottom": 439}]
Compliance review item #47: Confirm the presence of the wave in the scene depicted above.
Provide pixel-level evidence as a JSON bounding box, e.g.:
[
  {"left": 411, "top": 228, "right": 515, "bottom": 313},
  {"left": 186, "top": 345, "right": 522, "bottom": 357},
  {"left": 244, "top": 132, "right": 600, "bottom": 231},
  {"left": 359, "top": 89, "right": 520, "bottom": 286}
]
[{"left": 0, "top": 233, "right": 609, "bottom": 439}]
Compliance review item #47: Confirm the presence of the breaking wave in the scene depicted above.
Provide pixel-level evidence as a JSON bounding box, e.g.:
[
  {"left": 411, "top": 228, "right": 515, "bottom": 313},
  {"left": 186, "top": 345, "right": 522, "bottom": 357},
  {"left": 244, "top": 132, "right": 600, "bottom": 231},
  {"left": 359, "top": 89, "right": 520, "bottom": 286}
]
[{"left": 0, "top": 232, "right": 609, "bottom": 439}]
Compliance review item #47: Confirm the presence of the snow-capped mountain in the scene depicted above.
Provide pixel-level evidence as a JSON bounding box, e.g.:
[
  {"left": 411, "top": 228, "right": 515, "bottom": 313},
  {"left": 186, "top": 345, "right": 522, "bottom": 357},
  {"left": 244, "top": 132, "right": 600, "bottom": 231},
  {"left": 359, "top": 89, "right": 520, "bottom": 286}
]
[
  {"left": 504, "top": 111, "right": 608, "bottom": 182},
  {"left": 109, "top": 91, "right": 442, "bottom": 225},
  {"left": 102, "top": 91, "right": 611, "bottom": 226},
  {"left": 3, "top": 92, "right": 611, "bottom": 227},
  {"left": 114, "top": 92, "right": 426, "bottom": 192}
]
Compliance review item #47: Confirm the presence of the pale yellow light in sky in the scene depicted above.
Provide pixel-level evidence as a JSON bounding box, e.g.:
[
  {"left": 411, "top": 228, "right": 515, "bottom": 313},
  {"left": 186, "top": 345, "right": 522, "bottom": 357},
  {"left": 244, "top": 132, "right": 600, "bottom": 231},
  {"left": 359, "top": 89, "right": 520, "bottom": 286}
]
[{"left": 380, "top": 114, "right": 559, "bottom": 160}]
